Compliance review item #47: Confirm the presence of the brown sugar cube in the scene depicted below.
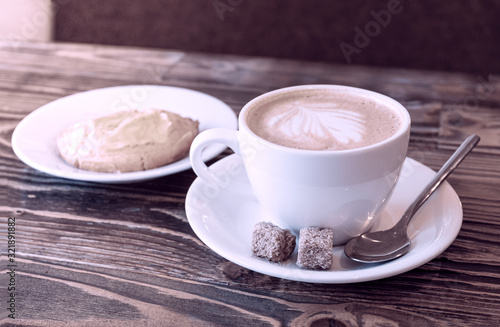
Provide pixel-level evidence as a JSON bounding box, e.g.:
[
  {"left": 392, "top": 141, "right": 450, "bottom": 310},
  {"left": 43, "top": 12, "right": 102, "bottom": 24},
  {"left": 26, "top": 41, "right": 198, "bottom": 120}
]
[
  {"left": 297, "top": 227, "right": 334, "bottom": 270},
  {"left": 251, "top": 222, "right": 296, "bottom": 263}
]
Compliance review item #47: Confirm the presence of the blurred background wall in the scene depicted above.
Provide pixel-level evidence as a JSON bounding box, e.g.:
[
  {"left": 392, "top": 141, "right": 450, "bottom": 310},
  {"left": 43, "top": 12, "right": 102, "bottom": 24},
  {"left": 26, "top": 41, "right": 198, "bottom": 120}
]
[
  {"left": 5, "top": 0, "right": 499, "bottom": 75},
  {"left": 0, "top": 0, "right": 53, "bottom": 42}
]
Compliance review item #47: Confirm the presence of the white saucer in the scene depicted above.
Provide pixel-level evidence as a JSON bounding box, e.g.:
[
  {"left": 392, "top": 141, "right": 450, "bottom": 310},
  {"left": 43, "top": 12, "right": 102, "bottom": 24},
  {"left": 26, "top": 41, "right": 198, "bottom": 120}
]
[
  {"left": 12, "top": 85, "right": 237, "bottom": 183},
  {"left": 185, "top": 154, "right": 463, "bottom": 284}
]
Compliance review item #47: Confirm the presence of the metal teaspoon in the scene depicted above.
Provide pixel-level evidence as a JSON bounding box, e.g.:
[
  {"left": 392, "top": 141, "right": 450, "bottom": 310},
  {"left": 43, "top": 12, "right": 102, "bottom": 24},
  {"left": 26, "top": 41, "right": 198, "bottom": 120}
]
[{"left": 344, "top": 134, "right": 480, "bottom": 263}]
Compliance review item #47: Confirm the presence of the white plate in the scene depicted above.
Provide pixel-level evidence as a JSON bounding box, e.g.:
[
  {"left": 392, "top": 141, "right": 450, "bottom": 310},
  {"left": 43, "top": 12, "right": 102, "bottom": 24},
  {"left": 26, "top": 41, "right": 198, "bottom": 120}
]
[
  {"left": 185, "top": 154, "right": 463, "bottom": 284},
  {"left": 12, "top": 85, "right": 237, "bottom": 183}
]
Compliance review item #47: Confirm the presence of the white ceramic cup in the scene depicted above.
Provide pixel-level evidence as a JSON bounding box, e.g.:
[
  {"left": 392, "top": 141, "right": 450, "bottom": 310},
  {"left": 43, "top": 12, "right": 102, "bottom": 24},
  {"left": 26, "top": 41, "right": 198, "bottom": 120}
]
[{"left": 190, "top": 85, "right": 411, "bottom": 245}]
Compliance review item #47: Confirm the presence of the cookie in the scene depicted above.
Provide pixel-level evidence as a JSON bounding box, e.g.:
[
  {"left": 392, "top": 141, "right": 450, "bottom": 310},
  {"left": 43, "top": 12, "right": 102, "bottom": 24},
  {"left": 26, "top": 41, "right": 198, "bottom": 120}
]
[{"left": 57, "top": 109, "right": 199, "bottom": 173}]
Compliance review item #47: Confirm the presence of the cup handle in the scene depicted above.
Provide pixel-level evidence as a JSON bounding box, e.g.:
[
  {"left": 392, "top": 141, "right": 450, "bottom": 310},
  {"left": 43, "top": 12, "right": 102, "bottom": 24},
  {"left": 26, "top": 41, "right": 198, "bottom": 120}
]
[{"left": 189, "top": 128, "right": 240, "bottom": 184}]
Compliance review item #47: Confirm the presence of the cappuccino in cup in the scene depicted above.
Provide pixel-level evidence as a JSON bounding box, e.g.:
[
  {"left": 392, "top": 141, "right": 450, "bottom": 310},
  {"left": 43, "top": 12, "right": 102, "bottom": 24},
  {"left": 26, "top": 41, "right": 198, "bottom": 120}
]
[
  {"left": 190, "top": 85, "right": 411, "bottom": 245},
  {"left": 246, "top": 88, "right": 402, "bottom": 151}
]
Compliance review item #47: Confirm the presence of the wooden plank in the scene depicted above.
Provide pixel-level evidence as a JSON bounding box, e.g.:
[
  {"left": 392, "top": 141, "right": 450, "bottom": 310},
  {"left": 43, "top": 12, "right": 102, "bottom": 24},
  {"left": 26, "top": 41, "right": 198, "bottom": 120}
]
[
  {"left": 439, "top": 105, "right": 500, "bottom": 153},
  {"left": 0, "top": 42, "right": 186, "bottom": 110}
]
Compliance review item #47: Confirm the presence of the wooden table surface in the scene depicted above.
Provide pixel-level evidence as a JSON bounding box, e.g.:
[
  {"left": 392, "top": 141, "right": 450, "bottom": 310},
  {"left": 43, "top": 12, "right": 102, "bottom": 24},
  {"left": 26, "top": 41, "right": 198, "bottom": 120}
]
[{"left": 1, "top": 41, "right": 499, "bottom": 326}]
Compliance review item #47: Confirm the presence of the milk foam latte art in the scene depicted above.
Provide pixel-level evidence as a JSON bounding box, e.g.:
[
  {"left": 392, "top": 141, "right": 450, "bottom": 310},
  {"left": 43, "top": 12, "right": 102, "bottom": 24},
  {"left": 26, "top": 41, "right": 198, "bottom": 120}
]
[{"left": 246, "top": 90, "right": 402, "bottom": 151}]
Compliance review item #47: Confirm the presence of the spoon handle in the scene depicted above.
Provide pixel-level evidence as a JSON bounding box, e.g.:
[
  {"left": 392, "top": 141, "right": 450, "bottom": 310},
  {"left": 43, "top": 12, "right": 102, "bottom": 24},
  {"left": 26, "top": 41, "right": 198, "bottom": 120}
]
[{"left": 397, "top": 134, "right": 480, "bottom": 230}]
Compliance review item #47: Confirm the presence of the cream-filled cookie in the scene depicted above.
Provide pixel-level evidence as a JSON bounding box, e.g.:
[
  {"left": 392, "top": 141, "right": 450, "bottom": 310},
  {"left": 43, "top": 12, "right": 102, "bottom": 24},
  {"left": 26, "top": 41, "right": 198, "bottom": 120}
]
[{"left": 57, "top": 109, "right": 199, "bottom": 173}]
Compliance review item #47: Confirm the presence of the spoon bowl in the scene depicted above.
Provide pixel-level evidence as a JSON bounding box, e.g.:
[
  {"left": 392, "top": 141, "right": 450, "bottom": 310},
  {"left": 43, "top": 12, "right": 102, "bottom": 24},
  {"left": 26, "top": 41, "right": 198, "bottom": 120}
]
[
  {"left": 344, "top": 229, "right": 411, "bottom": 263},
  {"left": 344, "top": 135, "right": 480, "bottom": 263}
]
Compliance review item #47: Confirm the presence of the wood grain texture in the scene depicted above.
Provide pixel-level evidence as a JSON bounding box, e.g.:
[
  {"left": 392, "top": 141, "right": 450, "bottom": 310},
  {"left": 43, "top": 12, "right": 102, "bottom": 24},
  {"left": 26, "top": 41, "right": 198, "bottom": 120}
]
[{"left": 1, "top": 41, "right": 499, "bottom": 326}]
